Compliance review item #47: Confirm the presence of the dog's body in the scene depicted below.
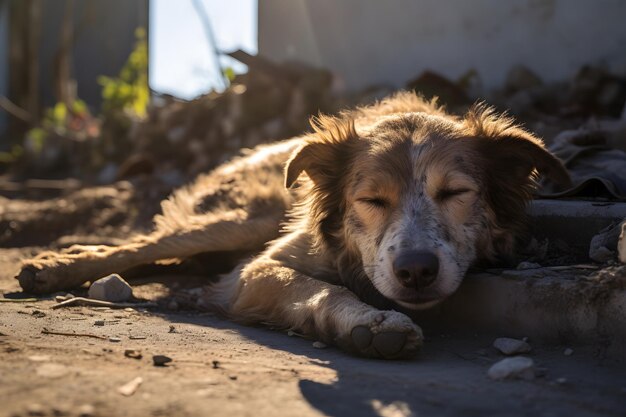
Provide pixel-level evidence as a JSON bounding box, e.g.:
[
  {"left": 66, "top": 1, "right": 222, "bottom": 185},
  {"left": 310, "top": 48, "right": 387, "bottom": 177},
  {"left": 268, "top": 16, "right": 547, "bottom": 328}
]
[{"left": 17, "top": 93, "right": 570, "bottom": 358}]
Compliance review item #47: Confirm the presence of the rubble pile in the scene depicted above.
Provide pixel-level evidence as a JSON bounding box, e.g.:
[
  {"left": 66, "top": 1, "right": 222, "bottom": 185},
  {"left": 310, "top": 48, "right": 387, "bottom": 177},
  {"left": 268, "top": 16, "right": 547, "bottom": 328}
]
[
  {"left": 128, "top": 51, "right": 336, "bottom": 179},
  {"left": 4, "top": 54, "right": 626, "bottom": 189}
]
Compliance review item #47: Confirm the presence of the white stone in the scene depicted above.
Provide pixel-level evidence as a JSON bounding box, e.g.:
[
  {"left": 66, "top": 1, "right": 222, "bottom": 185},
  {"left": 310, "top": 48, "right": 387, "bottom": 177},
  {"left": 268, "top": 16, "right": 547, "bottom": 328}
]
[
  {"left": 493, "top": 337, "right": 532, "bottom": 355},
  {"left": 88, "top": 274, "right": 132, "bottom": 302},
  {"left": 487, "top": 357, "right": 535, "bottom": 380}
]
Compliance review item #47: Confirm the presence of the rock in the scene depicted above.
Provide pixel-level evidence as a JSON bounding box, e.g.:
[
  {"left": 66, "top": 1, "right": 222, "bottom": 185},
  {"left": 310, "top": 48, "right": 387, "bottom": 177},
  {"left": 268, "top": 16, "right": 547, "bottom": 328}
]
[
  {"left": 88, "top": 274, "right": 132, "bottom": 302},
  {"left": 564, "top": 348, "right": 574, "bottom": 356},
  {"left": 516, "top": 261, "right": 541, "bottom": 270},
  {"left": 153, "top": 355, "right": 172, "bottom": 366},
  {"left": 124, "top": 349, "right": 142, "bottom": 359},
  {"left": 618, "top": 222, "right": 626, "bottom": 264},
  {"left": 109, "top": 337, "right": 121, "bottom": 343},
  {"left": 94, "top": 320, "right": 105, "bottom": 326},
  {"left": 493, "top": 337, "right": 532, "bottom": 355},
  {"left": 312, "top": 341, "right": 327, "bottom": 349},
  {"left": 118, "top": 376, "right": 143, "bottom": 396},
  {"left": 487, "top": 357, "right": 535, "bottom": 380},
  {"left": 31, "top": 310, "right": 46, "bottom": 318}
]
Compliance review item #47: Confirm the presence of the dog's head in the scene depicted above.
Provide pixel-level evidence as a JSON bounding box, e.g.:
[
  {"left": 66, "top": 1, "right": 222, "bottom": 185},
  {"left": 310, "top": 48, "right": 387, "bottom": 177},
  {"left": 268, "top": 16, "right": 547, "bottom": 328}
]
[{"left": 285, "top": 98, "right": 570, "bottom": 310}]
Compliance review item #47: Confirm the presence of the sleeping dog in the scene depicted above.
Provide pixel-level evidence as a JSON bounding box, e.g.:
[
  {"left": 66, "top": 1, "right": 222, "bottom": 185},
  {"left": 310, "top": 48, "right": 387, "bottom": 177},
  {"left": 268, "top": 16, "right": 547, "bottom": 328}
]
[{"left": 17, "top": 92, "right": 570, "bottom": 358}]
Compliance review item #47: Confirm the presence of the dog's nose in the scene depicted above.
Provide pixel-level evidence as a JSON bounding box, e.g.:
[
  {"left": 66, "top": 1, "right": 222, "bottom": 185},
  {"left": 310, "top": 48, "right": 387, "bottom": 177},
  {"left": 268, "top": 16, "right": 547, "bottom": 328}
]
[{"left": 392, "top": 251, "right": 439, "bottom": 289}]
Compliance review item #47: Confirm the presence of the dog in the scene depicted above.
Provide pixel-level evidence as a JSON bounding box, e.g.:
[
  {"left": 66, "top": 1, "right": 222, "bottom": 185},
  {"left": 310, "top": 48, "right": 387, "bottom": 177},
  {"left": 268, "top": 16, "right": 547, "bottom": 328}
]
[{"left": 17, "top": 92, "right": 571, "bottom": 359}]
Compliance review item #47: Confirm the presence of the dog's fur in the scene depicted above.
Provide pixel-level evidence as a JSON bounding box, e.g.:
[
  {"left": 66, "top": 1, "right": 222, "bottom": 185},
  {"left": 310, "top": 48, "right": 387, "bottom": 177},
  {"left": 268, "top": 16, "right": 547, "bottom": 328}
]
[{"left": 17, "top": 92, "right": 571, "bottom": 359}]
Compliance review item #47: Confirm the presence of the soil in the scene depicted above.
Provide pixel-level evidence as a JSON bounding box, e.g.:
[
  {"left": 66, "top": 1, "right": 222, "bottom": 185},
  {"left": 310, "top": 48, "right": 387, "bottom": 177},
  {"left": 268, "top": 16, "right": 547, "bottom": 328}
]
[{"left": 1, "top": 246, "right": 625, "bottom": 417}]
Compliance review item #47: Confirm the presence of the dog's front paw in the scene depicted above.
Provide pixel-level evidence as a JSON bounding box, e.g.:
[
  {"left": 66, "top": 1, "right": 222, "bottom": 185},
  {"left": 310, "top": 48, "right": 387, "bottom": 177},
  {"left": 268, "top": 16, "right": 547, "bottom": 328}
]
[{"left": 340, "top": 311, "right": 423, "bottom": 359}]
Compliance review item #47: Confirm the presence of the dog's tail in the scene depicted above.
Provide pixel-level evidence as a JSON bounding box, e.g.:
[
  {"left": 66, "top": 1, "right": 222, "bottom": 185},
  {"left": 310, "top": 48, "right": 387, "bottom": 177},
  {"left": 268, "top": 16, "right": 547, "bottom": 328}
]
[{"left": 194, "top": 265, "right": 243, "bottom": 315}]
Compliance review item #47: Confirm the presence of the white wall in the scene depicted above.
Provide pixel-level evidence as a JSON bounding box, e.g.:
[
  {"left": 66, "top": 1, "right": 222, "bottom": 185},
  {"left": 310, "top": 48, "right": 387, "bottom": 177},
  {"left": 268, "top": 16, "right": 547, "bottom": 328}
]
[{"left": 259, "top": 0, "right": 626, "bottom": 92}]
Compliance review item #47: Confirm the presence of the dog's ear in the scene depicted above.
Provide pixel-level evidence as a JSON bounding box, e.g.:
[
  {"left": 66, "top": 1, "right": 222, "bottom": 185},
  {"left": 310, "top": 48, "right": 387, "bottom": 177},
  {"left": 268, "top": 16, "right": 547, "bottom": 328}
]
[
  {"left": 464, "top": 104, "right": 571, "bottom": 189},
  {"left": 464, "top": 104, "right": 572, "bottom": 256},
  {"left": 285, "top": 114, "right": 359, "bottom": 188}
]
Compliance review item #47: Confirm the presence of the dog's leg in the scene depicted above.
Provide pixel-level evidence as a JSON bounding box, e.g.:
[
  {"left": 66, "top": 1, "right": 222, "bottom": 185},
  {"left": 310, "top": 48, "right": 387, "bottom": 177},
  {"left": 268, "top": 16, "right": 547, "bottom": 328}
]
[
  {"left": 17, "top": 214, "right": 281, "bottom": 293},
  {"left": 205, "top": 258, "right": 423, "bottom": 359}
]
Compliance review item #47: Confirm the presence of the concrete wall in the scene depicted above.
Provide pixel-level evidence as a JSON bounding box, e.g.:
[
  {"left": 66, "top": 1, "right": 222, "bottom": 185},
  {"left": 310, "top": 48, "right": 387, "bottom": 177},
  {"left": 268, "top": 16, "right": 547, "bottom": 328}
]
[{"left": 259, "top": 0, "right": 626, "bottom": 92}]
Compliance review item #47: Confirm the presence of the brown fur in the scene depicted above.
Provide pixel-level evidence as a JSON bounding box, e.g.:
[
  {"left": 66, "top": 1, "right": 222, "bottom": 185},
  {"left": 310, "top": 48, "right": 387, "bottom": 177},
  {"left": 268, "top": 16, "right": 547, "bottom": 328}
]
[{"left": 17, "top": 92, "right": 570, "bottom": 359}]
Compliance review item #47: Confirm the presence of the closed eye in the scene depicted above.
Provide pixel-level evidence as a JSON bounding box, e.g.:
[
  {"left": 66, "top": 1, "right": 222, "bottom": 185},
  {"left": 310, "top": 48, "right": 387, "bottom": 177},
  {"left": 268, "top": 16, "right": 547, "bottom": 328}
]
[
  {"left": 436, "top": 188, "right": 472, "bottom": 201},
  {"left": 357, "top": 197, "right": 389, "bottom": 209}
]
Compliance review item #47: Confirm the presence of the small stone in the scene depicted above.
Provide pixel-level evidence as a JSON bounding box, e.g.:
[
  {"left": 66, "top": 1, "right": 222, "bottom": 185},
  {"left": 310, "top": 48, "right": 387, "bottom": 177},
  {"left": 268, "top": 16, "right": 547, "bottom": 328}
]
[
  {"left": 516, "top": 261, "right": 541, "bottom": 270},
  {"left": 118, "top": 376, "right": 143, "bottom": 396},
  {"left": 493, "top": 337, "right": 532, "bottom": 355},
  {"left": 168, "top": 325, "right": 177, "bottom": 333},
  {"left": 312, "top": 341, "right": 327, "bottom": 349},
  {"left": 229, "top": 375, "right": 238, "bottom": 380},
  {"left": 153, "top": 355, "right": 172, "bottom": 366},
  {"left": 124, "top": 349, "right": 142, "bottom": 359},
  {"left": 32, "top": 310, "right": 46, "bottom": 318},
  {"left": 55, "top": 295, "right": 67, "bottom": 302},
  {"left": 564, "top": 348, "right": 574, "bottom": 356},
  {"left": 94, "top": 320, "right": 105, "bottom": 326},
  {"left": 487, "top": 357, "right": 535, "bottom": 380},
  {"left": 129, "top": 335, "right": 146, "bottom": 340},
  {"left": 109, "top": 337, "right": 121, "bottom": 343},
  {"left": 212, "top": 360, "right": 220, "bottom": 369},
  {"left": 88, "top": 274, "right": 133, "bottom": 302}
]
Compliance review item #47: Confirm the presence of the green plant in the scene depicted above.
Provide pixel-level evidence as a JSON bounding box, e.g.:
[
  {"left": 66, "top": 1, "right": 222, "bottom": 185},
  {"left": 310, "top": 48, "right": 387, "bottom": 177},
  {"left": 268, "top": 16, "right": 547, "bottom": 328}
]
[{"left": 98, "top": 27, "right": 149, "bottom": 116}]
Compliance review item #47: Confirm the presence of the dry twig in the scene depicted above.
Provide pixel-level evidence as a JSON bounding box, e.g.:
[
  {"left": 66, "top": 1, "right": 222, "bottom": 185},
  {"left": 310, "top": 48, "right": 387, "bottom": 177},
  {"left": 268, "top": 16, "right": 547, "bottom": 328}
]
[{"left": 41, "top": 327, "right": 107, "bottom": 340}]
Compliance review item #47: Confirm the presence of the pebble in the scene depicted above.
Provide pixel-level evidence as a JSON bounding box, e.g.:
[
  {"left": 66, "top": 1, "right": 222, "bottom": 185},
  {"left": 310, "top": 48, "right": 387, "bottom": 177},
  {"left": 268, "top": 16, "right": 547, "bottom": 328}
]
[
  {"left": 88, "top": 273, "right": 133, "bottom": 302},
  {"left": 118, "top": 376, "right": 143, "bottom": 396},
  {"left": 564, "top": 348, "right": 574, "bottom": 356},
  {"left": 487, "top": 357, "right": 536, "bottom": 380},
  {"left": 94, "top": 320, "right": 105, "bottom": 326},
  {"left": 312, "top": 341, "right": 327, "bottom": 349},
  {"left": 124, "top": 349, "right": 142, "bottom": 359},
  {"left": 109, "top": 337, "right": 121, "bottom": 343},
  {"left": 493, "top": 337, "right": 532, "bottom": 355},
  {"left": 31, "top": 310, "right": 46, "bottom": 318},
  {"left": 153, "top": 355, "right": 172, "bottom": 366}
]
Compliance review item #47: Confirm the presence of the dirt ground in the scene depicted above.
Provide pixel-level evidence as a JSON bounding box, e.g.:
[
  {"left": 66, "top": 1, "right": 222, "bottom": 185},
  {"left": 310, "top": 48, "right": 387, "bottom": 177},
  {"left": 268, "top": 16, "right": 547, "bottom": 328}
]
[{"left": 0, "top": 247, "right": 625, "bottom": 417}]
